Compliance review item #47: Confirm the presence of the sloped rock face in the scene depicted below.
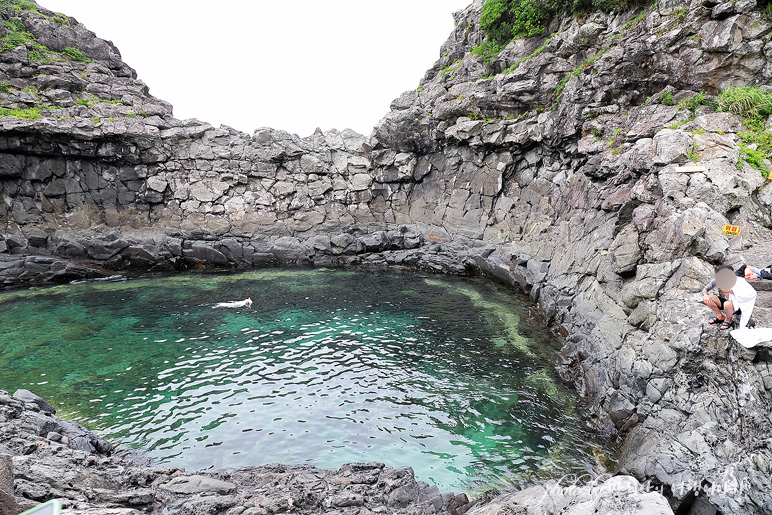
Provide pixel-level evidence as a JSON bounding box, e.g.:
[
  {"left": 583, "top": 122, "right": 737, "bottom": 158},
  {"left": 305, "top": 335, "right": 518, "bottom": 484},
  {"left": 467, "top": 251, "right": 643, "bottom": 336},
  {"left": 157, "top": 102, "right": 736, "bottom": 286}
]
[{"left": 3, "top": 0, "right": 772, "bottom": 514}]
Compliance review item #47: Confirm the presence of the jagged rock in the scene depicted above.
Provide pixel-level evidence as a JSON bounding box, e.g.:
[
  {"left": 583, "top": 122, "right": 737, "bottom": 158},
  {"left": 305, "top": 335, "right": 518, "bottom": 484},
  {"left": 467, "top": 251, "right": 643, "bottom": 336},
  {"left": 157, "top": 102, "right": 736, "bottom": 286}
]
[
  {"left": 13, "top": 389, "right": 56, "bottom": 414},
  {"left": 468, "top": 475, "right": 673, "bottom": 515}
]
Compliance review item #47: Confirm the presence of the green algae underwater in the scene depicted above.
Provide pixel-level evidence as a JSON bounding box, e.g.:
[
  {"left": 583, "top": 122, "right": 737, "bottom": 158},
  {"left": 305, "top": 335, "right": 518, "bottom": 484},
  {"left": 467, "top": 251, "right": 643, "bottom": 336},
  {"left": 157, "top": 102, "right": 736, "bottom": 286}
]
[{"left": 0, "top": 268, "right": 612, "bottom": 492}]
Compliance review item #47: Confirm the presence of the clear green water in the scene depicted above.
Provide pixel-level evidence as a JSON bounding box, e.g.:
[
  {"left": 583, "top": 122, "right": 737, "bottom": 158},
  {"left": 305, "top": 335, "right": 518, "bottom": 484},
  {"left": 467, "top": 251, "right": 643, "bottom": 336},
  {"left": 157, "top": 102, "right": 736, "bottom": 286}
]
[{"left": 0, "top": 268, "right": 608, "bottom": 492}]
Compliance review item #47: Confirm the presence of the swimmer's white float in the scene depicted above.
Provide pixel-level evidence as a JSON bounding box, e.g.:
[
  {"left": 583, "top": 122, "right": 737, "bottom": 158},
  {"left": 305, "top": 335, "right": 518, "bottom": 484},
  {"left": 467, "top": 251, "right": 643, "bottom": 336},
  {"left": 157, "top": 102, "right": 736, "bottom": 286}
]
[{"left": 213, "top": 298, "right": 253, "bottom": 309}]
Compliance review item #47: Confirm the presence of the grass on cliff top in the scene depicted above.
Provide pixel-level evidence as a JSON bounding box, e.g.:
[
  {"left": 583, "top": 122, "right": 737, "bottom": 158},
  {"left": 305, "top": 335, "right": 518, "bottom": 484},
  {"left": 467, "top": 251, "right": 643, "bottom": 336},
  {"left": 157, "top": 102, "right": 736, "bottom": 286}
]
[
  {"left": 0, "top": 2, "right": 91, "bottom": 63},
  {"left": 672, "top": 87, "right": 772, "bottom": 176},
  {"left": 715, "top": 87, "right": 772, "bottom": 175},
  {"left": 473, "top": 0, "right": 650, "bottom": 61},
  {"left": 0, "top": 0, "right": 38, "bottom": 13},
  {"left": 717, "top": 87, "right": 772, "bottom": 120}
]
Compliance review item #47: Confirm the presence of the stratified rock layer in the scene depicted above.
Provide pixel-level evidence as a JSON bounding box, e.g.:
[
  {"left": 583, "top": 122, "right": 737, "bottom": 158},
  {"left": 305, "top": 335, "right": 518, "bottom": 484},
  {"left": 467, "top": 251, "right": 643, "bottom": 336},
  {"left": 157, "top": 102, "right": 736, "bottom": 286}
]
[{"left": 3, "top": 0, "right": 772, "bottom": 513}]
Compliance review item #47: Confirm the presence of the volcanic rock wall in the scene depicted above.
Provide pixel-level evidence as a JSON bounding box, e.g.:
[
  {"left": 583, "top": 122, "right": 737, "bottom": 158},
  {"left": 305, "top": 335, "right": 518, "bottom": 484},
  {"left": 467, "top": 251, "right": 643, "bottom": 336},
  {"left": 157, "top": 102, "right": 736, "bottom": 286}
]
[{"left": 3, "top": 0, "right": 772, "bottom": 513}]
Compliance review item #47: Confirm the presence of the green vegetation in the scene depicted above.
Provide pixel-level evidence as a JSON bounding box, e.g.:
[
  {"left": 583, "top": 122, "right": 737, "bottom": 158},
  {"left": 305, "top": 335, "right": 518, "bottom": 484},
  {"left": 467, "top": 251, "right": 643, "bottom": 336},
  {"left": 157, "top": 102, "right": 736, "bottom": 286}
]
[
  {"left": 717, "top": 86, "right": 772, "bottom": 120},
  {"left": 63, "top": 46, "right": 92, "bottom": 62},
  {"left": 0, "top": 105, "right": 42, "bottom": 120},
  {"left": 591, "top": 129, "right": 603, "bottom": 138},
  {"left": 417, "top": 86, "right": 423, "bottom": 93},
  {"left": 678, "top": 91, "right": 709, "bottom": 112},
  {"left": 665, "top": 91, "right": 714, "bottom": 129},
  {"left": 660, "top": 91, "right": 674, "bottom": 105},
  {"left": 668, "top": 119, "right": 688, "bottom": 130},
  {"left": 554, "top": 47, "right": 609, "bottom": 98},
  {"left": 0, "top": 0, "right": 39, "bottom": 13},
  {"left": 737, "top": 141, "right": 769, "bottom": 171},
  {"left": 714, "top": 87, "right": 772, "bottom": 175},
  {"left": 502, "top": 35, "right": 553, "bottom": 74},
  {"left": 440, "top": 59, "right": 463, "bottom": 76},
  {"left": 51, "top": 13, "right": 70, "bottom": 26},
  {"left": 0, "top": 103, "right": 60, "bottom": 120},
  {"left": 477, "top": 0, "right": 649, "bottom": 57},
  {"left": 75, "top": 95, "right": 123, "bottom": 108},
  {"left": 761, "top": 0, "right": 772, "bottom": 18},
  {"left": 471, "top": 40, "right": 507, "bottom": 63},
  {"left": 0, "top": 8, "right": 92, "bottom": 64}
]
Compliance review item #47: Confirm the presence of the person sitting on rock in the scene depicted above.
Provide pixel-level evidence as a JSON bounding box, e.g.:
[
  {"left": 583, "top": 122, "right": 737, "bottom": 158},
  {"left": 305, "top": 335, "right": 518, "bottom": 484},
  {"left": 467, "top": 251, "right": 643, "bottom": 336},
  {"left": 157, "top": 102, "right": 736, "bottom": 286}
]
[{"left": 702, "top": 265, "right": 757, "bottom": 330}]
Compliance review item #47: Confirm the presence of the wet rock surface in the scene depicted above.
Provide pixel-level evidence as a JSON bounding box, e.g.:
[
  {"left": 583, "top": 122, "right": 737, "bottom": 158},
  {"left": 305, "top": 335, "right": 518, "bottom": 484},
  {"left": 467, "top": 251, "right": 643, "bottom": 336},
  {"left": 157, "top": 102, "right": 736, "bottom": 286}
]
[{"left": 2, "top": 0, "right": 772, "bottom": 513}]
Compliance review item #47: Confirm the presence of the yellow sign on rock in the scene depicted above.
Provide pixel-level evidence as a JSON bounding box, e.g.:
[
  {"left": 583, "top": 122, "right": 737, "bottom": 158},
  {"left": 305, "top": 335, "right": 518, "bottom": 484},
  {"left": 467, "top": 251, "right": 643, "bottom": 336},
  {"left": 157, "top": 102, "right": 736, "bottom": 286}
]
[
  {"left": 768, "top": 168, "right": 772, "bottom": 180},
  {"left": 722, "top": 224, "right": 741, "bottom": 237}
]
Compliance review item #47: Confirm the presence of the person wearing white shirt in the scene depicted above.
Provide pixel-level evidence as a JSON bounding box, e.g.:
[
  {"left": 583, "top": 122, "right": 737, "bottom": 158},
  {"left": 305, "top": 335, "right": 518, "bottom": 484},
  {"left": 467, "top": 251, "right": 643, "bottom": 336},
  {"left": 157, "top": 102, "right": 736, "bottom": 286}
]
[{"left": 702, "top": 265, "right": 757, "bottom": 330}]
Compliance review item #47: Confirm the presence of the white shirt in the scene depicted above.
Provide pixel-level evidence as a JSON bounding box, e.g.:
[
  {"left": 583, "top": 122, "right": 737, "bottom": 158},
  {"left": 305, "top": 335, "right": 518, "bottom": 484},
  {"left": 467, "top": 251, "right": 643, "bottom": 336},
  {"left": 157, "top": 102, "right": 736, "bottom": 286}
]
[{"left": 728, "top": 277, "right": 757, "bottom": 328}]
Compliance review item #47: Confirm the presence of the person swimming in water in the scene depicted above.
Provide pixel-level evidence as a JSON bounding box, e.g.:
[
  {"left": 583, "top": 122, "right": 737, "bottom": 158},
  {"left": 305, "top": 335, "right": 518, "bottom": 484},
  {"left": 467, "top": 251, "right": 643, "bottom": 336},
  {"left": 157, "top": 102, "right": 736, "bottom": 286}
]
[{"left": 213, "top": 298, "right": 253, "bottom": 309}]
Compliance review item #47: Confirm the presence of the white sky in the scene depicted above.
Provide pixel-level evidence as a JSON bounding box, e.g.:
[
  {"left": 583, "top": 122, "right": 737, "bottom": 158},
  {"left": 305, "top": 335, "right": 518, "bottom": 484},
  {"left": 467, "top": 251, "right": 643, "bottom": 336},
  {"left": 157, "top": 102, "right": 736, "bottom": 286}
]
[{"left": 38, "top": 1, "right": 471, "bottom": 137}]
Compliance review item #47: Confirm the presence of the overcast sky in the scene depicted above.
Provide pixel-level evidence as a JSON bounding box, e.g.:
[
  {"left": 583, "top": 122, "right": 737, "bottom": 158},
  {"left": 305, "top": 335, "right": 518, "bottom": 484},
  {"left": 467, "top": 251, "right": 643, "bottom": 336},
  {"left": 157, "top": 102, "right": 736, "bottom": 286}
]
[{"left": 39, "top": 1, "right": 471, "bottom": 137}]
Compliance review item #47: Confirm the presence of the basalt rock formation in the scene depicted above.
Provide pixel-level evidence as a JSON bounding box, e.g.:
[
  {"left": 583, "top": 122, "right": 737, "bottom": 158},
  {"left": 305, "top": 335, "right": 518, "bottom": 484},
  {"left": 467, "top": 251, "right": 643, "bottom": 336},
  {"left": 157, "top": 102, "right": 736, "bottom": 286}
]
[{"left": 3, "top": 0, "right": 772, "bottom": 514}]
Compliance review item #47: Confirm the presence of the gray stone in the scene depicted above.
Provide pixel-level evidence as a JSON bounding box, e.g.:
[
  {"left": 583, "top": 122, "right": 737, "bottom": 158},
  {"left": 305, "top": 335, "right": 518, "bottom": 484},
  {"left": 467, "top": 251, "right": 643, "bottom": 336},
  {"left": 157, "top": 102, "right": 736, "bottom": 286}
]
[
  {"left": 0, "top": 454, "right": 17, "bottom": 515},
  {"left": 13, "top": 389, "right": 56, "bottom": 414},
  {"left": 160, "top": 475, "right": 237, "bottom": 495}
]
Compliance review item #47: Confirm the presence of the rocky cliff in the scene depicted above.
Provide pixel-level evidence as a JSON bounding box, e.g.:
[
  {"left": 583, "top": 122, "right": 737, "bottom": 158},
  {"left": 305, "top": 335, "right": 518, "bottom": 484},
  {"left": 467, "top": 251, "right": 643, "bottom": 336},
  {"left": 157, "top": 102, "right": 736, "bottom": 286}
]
[{"left": 3, "top": 0, "right": 772, "bottom": 513}]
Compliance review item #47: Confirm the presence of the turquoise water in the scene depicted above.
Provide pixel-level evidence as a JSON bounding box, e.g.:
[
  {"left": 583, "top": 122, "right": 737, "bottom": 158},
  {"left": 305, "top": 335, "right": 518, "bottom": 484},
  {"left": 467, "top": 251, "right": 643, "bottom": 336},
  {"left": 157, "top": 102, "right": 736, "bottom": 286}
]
[{"left": 0, "top": 268, "right": 608, "bottom": 492}]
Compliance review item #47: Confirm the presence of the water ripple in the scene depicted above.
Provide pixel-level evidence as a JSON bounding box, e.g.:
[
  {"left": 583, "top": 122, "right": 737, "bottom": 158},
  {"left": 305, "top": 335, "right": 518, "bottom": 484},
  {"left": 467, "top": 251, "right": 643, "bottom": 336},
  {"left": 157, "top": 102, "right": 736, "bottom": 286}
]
[{"left": 0, "top": 269, "right": 613, "bottom": 492}]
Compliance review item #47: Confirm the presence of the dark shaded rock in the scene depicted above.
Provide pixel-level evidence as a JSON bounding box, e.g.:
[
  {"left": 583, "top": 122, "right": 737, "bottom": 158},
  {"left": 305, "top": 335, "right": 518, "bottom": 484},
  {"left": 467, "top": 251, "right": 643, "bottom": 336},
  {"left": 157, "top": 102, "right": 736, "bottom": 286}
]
[{"left": 12, "top": 390, "right": 55, "bottom": 414}]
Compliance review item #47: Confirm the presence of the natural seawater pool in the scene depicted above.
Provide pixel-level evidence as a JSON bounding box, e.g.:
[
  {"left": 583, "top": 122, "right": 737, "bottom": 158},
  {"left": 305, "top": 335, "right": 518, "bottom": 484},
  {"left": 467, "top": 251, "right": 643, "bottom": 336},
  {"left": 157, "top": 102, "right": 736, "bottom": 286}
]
[{"left": 0, "top": 268, "right": 610, "bottom": 492}]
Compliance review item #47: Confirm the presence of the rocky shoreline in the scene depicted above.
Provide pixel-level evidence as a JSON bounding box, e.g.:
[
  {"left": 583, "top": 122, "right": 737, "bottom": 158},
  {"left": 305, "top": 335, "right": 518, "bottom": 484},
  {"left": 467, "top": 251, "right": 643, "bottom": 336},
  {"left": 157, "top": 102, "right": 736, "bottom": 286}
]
[
  {"left": 0, "top": 388, "right": 676, "bottom": 515},
  {"left": 3, "top": 0, "right": 772, "bottom": 513},
  {"left": 0, "top": 389, "right": 474, "bottom": 515}
]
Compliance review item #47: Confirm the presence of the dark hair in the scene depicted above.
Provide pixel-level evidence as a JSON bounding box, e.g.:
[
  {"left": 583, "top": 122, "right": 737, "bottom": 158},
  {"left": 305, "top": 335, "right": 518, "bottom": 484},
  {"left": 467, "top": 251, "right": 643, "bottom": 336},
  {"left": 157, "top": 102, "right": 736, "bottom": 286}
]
[{"left": 718, "top": 265, "right": 734, "bottom": 272}]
